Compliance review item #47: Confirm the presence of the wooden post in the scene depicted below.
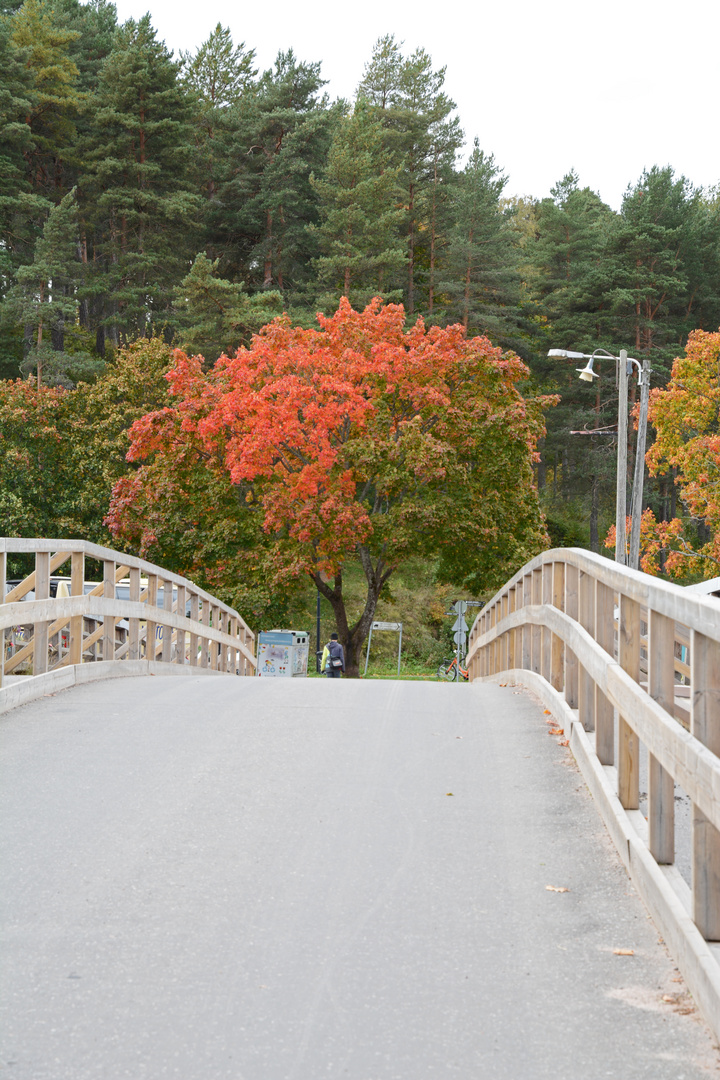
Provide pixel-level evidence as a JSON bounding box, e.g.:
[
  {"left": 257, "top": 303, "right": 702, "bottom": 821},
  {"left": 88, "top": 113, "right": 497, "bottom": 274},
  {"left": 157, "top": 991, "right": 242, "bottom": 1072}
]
[
  {"left": 103, "top": 559, "right": 116, "bottom": 662},
  {"left": 648, "top": 610, "right": 675, "bottom": 864},
  {"left": 691, "top": 631, "right": 720, "bottom": 940},
  {"left": 514, "top": 578, "right": 523, "bottom": 672},
  {"left": 594, "top": 582, "right": 615, "bottom": 765},
  {"left": 175, "top": 584, "right": 186, "bottom": 666},
  {"left": 189, "top": 593, "right": 199, "bottom": 667},
  {"left": 69, "top": 550, "right": 84, "bottom": 667},
  {"left": 618, "top": 594, "right": 641, "bottom": 810},
  {"left": 34, "top": 551, "right": 50, "bottom": 675},
  {"left": 507, "top": 587, "right": 516, "bottom": 669},
  {"left": 128, "top": 566, "right": 141, "bottom": 660},
  {"left": 200, "top": 598, "right": 209, "bottom": 669},
  {"left": 218, "top": 610, "right": 228, "bottom": 672},
  {"left": 0, "top": 549, "right": 6, "bottom": 687},
  {"left": 161, "top": 579, "right": 173, "bottom": 663},
  {"left": 531, "top": 568, "right": 542, "bottom": 674},
  {"left": 230, "top": 616, "right": 238, "bottom": 674},
  {"left": 522, "top": 574, "right": 531, "bottom": 670},
  {"left": 551, "top": 562, "right": 564, "bottom": 692},
  {"left": 541, "top": 563, "right": 552, "bottom": 683},
  {"left": 578, "top": 570, "right": 595, "bottom": 732},
  {"left": 564, "top": 563, "right": 578, "bottom": 707},
  {"left": 146, "top": 574, "right": 158, "bottom": 662}
]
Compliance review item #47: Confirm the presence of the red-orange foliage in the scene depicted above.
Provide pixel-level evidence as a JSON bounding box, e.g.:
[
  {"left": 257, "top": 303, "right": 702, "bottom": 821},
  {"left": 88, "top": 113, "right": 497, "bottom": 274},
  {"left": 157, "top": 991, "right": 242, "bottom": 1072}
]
[
  {"left": 607, "top": 330, "right": 720, "bottom": 578},
  {"left": 108, "top": 298, "right": 552, "bottom": 673}
]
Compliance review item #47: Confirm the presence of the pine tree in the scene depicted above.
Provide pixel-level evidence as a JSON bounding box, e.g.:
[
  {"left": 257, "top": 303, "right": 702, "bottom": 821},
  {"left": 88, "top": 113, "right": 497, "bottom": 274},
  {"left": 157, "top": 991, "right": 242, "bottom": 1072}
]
[
  {"left": 358, "top": 36, "right": 462, "bottom": 315},
  {"left": 10, "top": 0, "right": 80, "bottom": 200},
  {"left": 1, "top": 188, "right": 100, "bottom": 386},
  {"left": 214, "top": 50, "right": 338, "bottom": 299},
  {"left": 79, "top": 15, "right": 200, "bottom": 345},
  {"left": 173, "top": 252, "right": 282, "bottom": 361},
  {"left": 180, "top": 24, "right": 256, "bottom": 206},
  {"left": 606, "top": 166, "right": 717, "bottom": 381},
  {"left": 438, "top": 140, "right": 524, "bottom": 348},
  {"left": 310, "top": 100, "right": 406, "bottom": 310}
]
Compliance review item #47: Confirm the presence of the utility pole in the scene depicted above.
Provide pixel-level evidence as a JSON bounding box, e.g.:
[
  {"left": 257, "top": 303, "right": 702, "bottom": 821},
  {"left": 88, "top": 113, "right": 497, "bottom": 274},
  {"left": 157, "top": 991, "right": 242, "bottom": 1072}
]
[
  {"left": 629, "top": 355, "right": 651, "bottom": 570},
  {"left": 615, "top": 349, "right": 629, "bottom": 566}
]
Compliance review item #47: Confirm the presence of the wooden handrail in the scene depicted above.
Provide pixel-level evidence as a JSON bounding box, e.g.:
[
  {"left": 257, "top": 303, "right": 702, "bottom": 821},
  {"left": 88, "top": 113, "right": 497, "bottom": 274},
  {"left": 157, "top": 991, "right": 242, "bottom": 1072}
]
[
  {"left": 1, "top": 538, "right": 256, "bottom": 684},
  {"left": 465, "top": 547, "right": 720, "bottom": 947}
]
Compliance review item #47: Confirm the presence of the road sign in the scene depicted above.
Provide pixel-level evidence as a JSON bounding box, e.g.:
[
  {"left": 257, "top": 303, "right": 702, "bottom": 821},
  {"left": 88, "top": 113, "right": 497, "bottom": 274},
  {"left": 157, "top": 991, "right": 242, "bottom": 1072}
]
[
  {"left": 452, "top": 600, "right": 468, "bottom": 615},
  {"left": 372, "top": 621, "right": 402, "bottom": 631},
  {"left": 453, "top": 630, "right": 467, "bottom": 647},
  {"left": 452, "top": 616, "right": 469, "bottom": 633}
]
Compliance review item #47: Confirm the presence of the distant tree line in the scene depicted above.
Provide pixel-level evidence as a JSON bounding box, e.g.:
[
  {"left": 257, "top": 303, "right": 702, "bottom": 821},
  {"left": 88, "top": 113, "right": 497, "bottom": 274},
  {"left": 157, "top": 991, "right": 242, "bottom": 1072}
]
[{"left": 1, "top": 0, "right": 719, "bottom": 561}]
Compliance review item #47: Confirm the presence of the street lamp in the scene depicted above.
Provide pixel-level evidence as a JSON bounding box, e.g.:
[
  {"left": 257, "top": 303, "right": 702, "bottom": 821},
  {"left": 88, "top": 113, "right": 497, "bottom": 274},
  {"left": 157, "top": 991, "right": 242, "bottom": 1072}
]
[{"left": 547, "top": 347, "right": 651, "bottom": 569}]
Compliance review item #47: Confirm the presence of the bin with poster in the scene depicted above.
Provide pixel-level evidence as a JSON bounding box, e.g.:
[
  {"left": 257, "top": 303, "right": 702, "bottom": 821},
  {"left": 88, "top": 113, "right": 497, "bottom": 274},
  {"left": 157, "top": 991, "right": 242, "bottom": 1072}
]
[{"left": 257, "top": 629, "right": 310, "bottom": 677}]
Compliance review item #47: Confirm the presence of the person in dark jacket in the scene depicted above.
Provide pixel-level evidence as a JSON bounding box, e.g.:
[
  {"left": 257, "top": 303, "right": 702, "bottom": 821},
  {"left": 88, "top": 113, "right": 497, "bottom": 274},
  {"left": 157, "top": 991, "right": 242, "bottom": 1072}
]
[{"left": 321, "top": 632, "right": 345, "bottom": 678}]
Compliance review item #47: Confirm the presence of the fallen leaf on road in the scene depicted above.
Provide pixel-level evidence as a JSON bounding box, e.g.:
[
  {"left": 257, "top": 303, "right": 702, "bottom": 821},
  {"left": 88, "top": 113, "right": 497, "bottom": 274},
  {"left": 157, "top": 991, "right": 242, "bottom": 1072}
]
[
  {"left": 613, "top": 948, "right": 635, "bottom": 956},
  {"left": 662, "top": 995, "right": 677, "bottom": 1003},
  {"left": 548, "top": 727, "right": 564, "bottom": 735},
  {"left": 543, "top": 709, "right": 552, "bottom": 715},
  {"left": 546, "top": 885, "right": 569, "bottom": 893},
  {"left": 559, "top": 739, "right": 569, "bottom": 746},
  {"left": 446, "top": 792, "right": 454, "bottom": 796}
]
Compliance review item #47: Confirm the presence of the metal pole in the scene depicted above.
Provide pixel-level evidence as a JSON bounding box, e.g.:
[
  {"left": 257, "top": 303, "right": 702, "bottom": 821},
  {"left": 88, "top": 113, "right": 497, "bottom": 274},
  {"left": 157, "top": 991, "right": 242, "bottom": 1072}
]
[
  {"left": 629, "top": 355, "right": 651, "bottom": 570},
  {"left": 315, "top": 589, "right": 321, "bottom": 672},
  {"left": 397, "top": 625, "right": 402, "bottom": 678},
  {"left": 615, "top": 349, "right": 629, "bottom": 565},
  {"left": 363, "top": 625, "right": 373, "bottom": 677}
]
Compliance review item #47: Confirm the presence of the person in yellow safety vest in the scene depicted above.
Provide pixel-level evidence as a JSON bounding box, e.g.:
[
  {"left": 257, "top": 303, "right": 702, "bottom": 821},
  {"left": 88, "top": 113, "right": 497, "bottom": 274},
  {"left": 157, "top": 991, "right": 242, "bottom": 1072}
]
[{"left": 321, "top": 632, "right": 345, "bottom": 678}]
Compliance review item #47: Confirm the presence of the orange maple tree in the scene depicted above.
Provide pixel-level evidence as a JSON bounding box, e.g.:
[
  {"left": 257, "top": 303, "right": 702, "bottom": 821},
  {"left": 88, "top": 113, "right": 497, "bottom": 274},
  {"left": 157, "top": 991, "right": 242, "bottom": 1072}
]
[
  {"left": 609, "top": 329, "right": 720, "bottom": 577},
  {"left": 107, "top": 298, "right": 551, "bottom": 675}
]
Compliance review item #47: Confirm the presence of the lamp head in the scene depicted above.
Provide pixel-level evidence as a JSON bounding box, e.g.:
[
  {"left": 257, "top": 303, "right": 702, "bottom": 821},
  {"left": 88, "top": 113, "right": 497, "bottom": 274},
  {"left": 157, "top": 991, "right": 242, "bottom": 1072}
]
[
  {"left": 547, "top": 349, "right": 588, "bottom": 360},
  {"left": 577, "top": 360, "right": 600, "bottom": 382}
]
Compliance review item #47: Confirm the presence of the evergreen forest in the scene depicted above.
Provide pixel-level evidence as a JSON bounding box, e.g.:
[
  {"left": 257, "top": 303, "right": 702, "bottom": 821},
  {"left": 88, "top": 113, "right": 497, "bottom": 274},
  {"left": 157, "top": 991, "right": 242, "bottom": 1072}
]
[{"left": 1, "top": 0, "right": 719, "bottom": 605}]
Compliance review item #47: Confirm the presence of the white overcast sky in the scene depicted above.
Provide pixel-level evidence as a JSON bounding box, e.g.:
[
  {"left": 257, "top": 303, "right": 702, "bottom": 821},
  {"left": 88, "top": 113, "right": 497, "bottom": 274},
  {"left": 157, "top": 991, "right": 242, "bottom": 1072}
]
[{"left": 114, "top": 0, "right": 718, "bottom": 210}]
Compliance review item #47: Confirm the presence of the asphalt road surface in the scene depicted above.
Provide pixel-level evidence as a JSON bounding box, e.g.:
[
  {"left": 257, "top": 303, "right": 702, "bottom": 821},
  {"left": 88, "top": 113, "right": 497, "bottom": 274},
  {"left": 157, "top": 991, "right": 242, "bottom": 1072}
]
[{"left": 1, "top": 675, "right": 718, "bottom": 1079}]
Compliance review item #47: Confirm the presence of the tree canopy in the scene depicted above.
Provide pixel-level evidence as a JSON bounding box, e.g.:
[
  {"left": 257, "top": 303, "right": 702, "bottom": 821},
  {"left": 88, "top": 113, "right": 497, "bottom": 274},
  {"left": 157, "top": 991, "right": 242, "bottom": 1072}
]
[{"left": 107, "top": 298, "right": 552, "bottom": 674}]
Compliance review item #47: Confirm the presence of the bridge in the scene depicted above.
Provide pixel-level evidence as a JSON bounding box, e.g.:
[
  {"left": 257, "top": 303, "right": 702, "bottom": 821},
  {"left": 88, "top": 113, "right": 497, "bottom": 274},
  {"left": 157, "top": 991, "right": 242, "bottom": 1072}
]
[{"left": 2, "top": 538, "right": 720, "bottom": 1077}]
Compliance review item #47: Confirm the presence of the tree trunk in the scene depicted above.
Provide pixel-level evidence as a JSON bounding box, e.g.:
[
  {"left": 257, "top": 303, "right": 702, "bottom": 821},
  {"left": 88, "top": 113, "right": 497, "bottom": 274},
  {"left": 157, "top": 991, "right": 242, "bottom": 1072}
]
[{"left": 312, "top": 547, "right": 393, "bottom": 678}]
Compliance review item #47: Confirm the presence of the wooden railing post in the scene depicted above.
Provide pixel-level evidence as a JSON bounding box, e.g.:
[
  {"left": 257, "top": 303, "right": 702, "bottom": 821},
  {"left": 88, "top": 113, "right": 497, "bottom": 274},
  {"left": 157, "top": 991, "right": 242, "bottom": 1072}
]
[
  {"left": 175, "top": 584, "right": 186, "bottom": 666},
  {"left": 0, "top": 548, "right": 5, "bottom": 687},
  {"left": 69, "top": 550, "right": 84, "bottom": 667},
  {"left": 34, "top": 550, "right": 50, "bottom": 675},
  {"left": 564, "top": 563, "right": 578, "bottom": 707},
  {"left": 161, "top": 579, "right": 173, "bottom": 663},
  {"left": 507, "top": 586, "right": 516, "bottom": 670},
  {"left": 618, "top": 594, "right": 641, "bottom": 810},
  {"left": 578, "top": 569, "right": 595, "bottom": 732},
  {"left": 691, "top": 631, "right": 720, "bottom": 940},
  {"left": 594, "top": 582, "right": 615, "bottom": 765},
  {"left": 531, "top": 568, "right": 542, "bottom": 674},
  {"left": 551, "top": 562, "right": 564, "bottom": 692},
  {"left": 522, "top": 573, "right": 531, "bottom": 670},
  {"left": 146, "top": 574, "right": 158, "bottom": 662},
  {"left": 103, "top": 559, "right": 116, "bottom": 663},
  {"left": 230, "top": 616, "right": 238, "bottom": 674},
  {"left": 218, "top": 610, "right": 228, "bottom": 672},
  {"left": 189, "top": 593, "right": 199, "bottom": 667},
  {"left": 128, "top": 566, "right": 141, "bottom": 661},
  {"left": 648, "top": 611, "right": 676, "bottom": 865},
  {"left": 200, "top": 599, "right": 209, "bottom": 668},
  {"left": 541, "top": 563, "right": 552, "bottom": 683}
]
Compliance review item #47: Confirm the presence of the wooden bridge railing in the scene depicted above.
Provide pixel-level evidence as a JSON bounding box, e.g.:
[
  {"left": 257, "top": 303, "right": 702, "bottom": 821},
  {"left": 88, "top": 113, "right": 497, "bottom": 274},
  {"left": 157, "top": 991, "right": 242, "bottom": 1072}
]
[
  {"left": 0, "top": 538, "right": 256, "bottom": 687},
  {"left": 466, "top": 547, "right": 720, "bottom": 945}
]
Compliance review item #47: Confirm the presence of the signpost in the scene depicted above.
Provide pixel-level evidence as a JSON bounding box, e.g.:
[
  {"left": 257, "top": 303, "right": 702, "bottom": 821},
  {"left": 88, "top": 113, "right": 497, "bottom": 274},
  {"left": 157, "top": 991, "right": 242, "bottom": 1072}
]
[
  {"left": 451, "top": 604, "right": 469, "bottom": 682},
  {"left": 364, "top": 620, "right": 403, "bottom": 677}
]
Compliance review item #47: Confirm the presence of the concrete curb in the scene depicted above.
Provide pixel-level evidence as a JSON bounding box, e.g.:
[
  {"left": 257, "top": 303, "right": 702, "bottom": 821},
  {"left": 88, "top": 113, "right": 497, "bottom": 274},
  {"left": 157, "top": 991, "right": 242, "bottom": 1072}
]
[
  {"left": 480, "top": 668, "right": 720, "bottom": 1042},
  {"left": 0, "top": 661, "right": 237, "bottom": 717}
]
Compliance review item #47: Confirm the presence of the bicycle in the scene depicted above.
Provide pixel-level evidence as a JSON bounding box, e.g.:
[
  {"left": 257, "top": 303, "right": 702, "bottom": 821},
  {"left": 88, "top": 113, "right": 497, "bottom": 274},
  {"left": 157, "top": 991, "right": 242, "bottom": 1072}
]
[{"left": 436, "top": 657, "right": 469, "bottom": 682}]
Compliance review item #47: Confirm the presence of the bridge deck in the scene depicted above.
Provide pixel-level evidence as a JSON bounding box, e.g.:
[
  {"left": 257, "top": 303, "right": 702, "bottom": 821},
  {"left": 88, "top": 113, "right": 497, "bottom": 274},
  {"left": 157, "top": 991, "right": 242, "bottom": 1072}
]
[{"left": 1, "top": 677, "right": 717, "bottom": 1078}]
